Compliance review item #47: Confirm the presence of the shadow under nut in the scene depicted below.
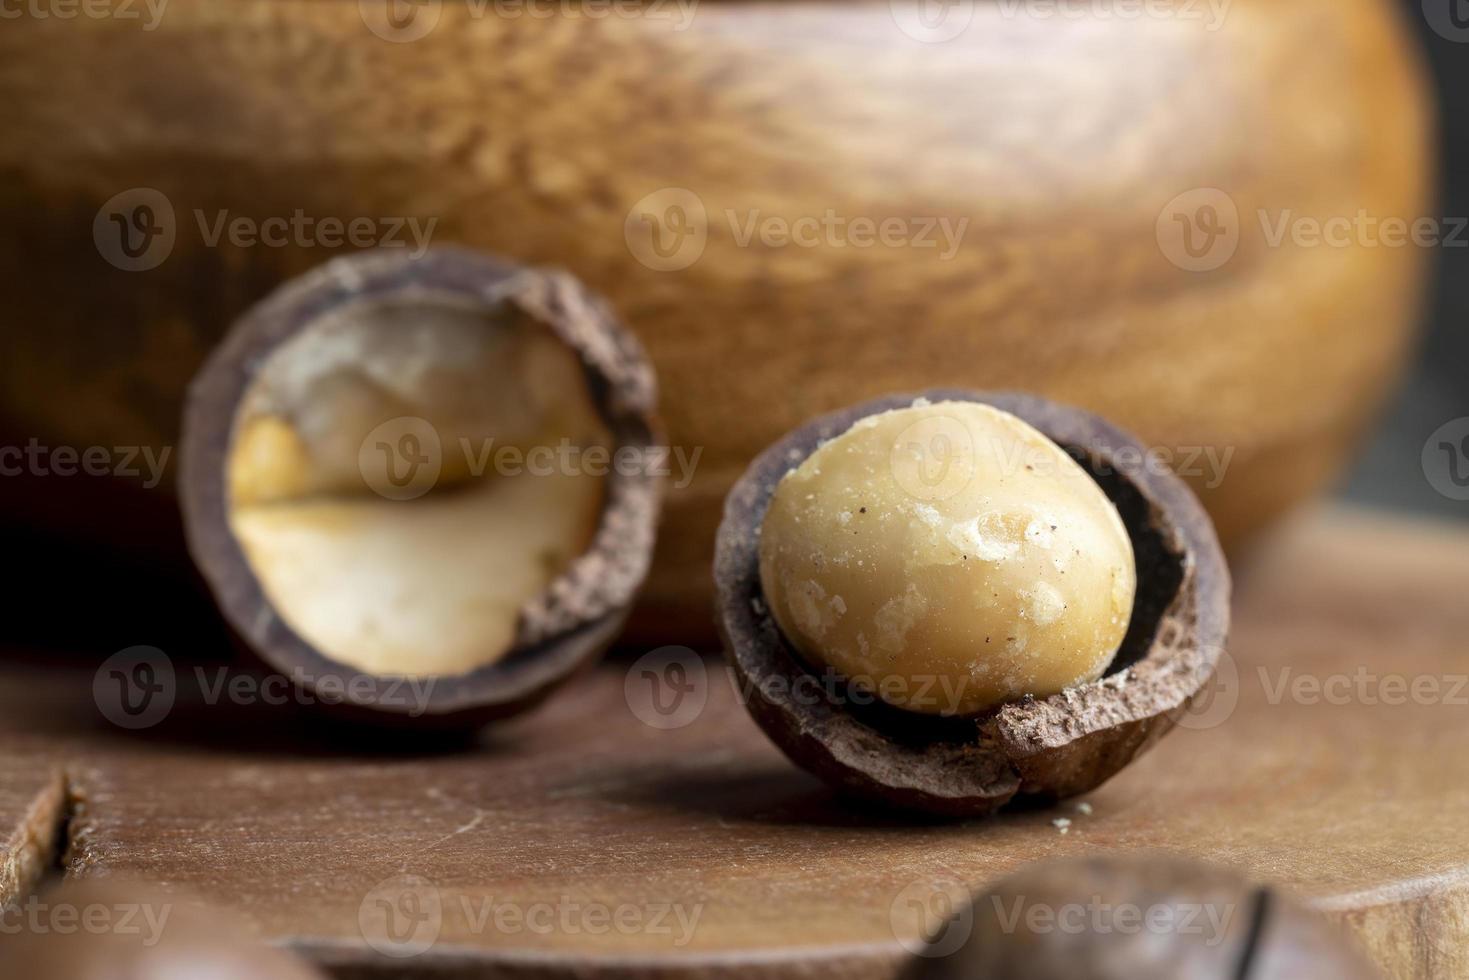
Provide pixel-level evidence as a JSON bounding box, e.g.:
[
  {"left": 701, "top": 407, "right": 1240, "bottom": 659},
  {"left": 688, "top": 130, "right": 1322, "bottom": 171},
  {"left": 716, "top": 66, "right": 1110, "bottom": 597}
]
[{"left": 714, "top": 391, "right": 1230, "bottom": 816}]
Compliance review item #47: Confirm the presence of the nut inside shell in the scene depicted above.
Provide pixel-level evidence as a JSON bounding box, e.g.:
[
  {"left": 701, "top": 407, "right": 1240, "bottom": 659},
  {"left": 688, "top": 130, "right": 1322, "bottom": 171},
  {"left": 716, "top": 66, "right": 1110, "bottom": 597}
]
[
  {"left": 908, "top": 855, "right": 1376, "bottom": 980},
  {"left": 181, "top": 247, "right": 662, "bottom": 724},
  {"left": 714, "top": 391, "right": 1229, "bottom": 815}
]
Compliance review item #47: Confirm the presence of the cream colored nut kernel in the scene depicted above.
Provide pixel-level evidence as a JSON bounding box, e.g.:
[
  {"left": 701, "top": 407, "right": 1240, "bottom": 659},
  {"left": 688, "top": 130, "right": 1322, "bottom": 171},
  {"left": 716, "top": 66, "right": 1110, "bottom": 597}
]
[
  {"left": 758, "top": 401, "right": 1136, "bottom": 716},
  {"left": 227, "top": 300, "right": 609, "bottom": 677}
]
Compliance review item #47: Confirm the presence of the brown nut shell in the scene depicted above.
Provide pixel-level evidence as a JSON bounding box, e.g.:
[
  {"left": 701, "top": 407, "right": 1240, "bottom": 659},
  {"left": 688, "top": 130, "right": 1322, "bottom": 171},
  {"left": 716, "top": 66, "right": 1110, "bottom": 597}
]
[
  {"left": 908, "top": 854, "right": 1377, "bottom": 980},
  {"left": 181, "top": 248, "right": 662, "bottom": 726},
  {"left": 714, "top": 391, "right": 1229, "bottom": 816}
]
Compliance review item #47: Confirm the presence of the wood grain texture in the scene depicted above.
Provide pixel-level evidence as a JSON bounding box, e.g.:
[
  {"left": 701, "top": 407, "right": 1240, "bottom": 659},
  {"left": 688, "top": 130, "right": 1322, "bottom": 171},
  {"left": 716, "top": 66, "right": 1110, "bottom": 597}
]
[
  {"left": 0, "top": 0, "right": 1434, "bottom": 642},
  {"left": 0, "top": 506, "right": 1464, "bottom": 977},
  {"left": 0, "top": 754, "right": 65, "bottom": 912},
  {"left": 3, "top": 876, "right": 330, "bottom": 978}
]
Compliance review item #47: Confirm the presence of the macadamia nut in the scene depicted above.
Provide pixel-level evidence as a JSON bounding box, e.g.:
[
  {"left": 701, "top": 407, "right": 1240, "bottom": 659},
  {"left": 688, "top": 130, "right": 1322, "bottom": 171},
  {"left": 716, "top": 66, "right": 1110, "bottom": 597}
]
[
  {"left": 758, "top": 400, "right": 1135, "bottom": 715},
  {"left": 227, "top": 300, "right": 609, "bottom": 677}
]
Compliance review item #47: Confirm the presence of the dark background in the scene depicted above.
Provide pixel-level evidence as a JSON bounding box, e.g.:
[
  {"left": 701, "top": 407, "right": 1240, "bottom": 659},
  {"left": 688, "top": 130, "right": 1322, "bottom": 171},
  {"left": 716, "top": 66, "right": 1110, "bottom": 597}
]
[{"left": 1342, "top": 1, "right": 1469, "bottom": 520}]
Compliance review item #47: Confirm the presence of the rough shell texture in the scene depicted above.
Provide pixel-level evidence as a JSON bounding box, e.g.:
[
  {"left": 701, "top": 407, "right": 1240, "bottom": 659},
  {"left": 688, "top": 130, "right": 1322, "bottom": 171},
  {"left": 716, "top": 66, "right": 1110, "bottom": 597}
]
[
  {"left": 909, "top": 854, "right": 1378, "bottom": 980},
  {"left": 181, "top": 248, "right": 662, "bottom": 724},
  {"left": 715, "top": 391, "right": 1230, "bottom": 816}
]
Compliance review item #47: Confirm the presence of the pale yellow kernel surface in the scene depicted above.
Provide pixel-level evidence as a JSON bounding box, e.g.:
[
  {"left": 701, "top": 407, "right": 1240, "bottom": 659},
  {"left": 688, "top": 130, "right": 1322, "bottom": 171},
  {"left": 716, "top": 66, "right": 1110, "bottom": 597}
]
[
  {"left": 758, "top": 401, "right": 1136, "bottom": 716},
  {"left": 227, "top": 301, "right": 608, "bottom": 677}
]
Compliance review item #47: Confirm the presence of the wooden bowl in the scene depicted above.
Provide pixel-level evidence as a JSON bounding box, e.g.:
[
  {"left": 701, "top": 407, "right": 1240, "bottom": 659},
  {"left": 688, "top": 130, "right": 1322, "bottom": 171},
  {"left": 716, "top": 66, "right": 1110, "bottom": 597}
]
[{"left": 0, "top": 0, "right": 1432, "bottom": 643}]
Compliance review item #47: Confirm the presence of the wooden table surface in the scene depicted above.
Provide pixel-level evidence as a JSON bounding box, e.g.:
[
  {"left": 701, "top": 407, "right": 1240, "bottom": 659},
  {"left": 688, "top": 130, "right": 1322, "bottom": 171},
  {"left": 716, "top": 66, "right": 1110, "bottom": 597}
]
[{"left": 2, "top": 505, "right": 1467, "bottom": 979}]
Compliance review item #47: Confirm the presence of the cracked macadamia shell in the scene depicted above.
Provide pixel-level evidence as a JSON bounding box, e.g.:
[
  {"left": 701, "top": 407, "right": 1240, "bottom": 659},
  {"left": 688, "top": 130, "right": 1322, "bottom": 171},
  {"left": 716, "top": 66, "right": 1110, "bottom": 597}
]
[
  {"left": 716, "top": 391, "right": 1230, "bottom": 816},
  {"left": 908, "top": 855, "right": 1377, "bottom": 980},
  {"left": 758, "top": 401, "right": 1136, "bottom": 716},
  {"left": 181, "top": 248, "right": 662, "bottom": 725}
]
